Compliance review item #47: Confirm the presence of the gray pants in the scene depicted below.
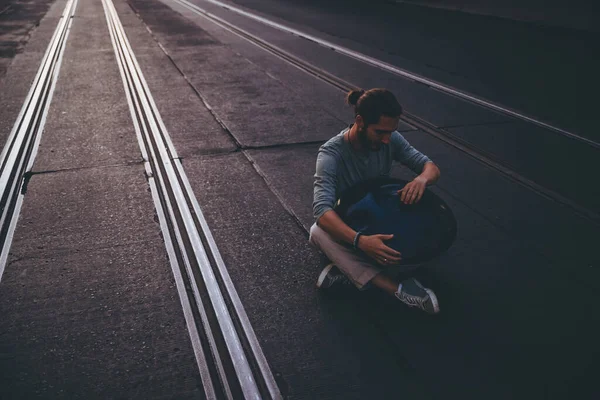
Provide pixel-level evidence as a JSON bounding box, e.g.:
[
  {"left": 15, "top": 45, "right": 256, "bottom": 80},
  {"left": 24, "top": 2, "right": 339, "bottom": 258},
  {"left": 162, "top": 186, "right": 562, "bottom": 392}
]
[{"left": 309, "top": 223, "right": 382, "bottom": 289}]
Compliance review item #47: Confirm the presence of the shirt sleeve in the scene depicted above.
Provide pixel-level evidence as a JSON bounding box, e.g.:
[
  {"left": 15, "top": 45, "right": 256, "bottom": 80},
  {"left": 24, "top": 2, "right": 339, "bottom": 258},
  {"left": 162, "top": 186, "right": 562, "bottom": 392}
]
[
  {"left": 391, "top": 132, "right": 432, "bottom": 173},
  {"left": 313, "top": 149, "right": 338, "bottom": 221}
]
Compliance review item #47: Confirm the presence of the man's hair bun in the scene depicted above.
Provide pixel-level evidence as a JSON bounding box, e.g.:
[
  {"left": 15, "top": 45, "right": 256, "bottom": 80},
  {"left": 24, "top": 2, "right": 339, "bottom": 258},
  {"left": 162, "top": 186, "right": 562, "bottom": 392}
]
[
  {"left": 346, "top": 88, "right": 403, "bottom": 125},
  {"left": 346, "top": 89, "right": 365, "bottom": 106}
]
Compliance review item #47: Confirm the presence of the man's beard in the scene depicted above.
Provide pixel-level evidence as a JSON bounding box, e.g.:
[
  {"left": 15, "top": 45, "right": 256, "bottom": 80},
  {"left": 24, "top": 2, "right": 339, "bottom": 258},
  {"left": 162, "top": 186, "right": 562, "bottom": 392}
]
[{"left": 358, "top": 126, "right": 380, "bottom": 151}]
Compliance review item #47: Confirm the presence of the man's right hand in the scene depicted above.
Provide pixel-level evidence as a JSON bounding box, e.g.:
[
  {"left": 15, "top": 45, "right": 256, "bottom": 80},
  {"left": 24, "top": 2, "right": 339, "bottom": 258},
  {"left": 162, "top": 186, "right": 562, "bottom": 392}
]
[{"left": 358, "top": 234, "right": 402, "bottom": 266}]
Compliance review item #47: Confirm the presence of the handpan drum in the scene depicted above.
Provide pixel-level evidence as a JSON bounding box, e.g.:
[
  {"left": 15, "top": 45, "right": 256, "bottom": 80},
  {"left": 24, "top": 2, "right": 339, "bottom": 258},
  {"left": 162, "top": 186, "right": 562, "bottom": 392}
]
[{"left": 334, "top": 177, "right": 457, "bottom": 267}]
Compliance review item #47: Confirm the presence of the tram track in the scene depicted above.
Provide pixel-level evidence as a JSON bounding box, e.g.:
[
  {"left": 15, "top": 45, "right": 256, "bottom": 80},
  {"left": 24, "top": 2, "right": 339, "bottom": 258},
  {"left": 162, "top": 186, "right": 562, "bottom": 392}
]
[
  {"left": 181, "top": 0, "right": 599, "bottom": 150},
  {"left": 167, "top": 0, "right": 600, "bottom": 225},
  {"left": 101, "top": 0, "right": 282, "bottom": 398},
  {"left": 0, "top": 0, "right": 79, "bottom": 278}
]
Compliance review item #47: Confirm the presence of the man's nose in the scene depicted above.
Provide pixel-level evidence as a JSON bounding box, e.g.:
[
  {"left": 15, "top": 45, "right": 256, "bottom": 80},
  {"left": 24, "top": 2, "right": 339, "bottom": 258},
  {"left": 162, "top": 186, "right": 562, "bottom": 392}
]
[{"left": 381, "top": 134, "right": 391, "bottom": 144}]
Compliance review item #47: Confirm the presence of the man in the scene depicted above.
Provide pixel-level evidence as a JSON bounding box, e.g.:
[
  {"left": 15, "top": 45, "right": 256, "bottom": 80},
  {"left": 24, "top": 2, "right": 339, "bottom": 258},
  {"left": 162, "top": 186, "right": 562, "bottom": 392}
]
[{"left": 310, "top": 88, "right": 442, "bottom": 314}]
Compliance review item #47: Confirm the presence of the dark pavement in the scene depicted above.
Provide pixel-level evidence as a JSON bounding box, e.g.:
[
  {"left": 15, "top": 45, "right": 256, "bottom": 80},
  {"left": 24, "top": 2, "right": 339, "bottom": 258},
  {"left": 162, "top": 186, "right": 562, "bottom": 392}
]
[
  {"left": 229, "top": 0, "right": 600, "bottom": 140},
  {"left": 0, "top": 0, "right": 598, "bottom": 398},
  {"left": 0, "top": 0, "right": 57, "bottom": 78}
]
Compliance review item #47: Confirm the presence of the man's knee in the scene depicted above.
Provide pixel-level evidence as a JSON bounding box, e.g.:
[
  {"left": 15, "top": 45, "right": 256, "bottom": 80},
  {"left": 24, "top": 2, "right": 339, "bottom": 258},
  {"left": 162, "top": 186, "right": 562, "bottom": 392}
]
[
  {"left": 309, "top": 223, "right": 323, "bottom": 247},
  {"left": 310, "top": 223, "right": 343, "bottom": 254},
  {"left": 311, "top": 222, "right": 336, "bottom": 248}
]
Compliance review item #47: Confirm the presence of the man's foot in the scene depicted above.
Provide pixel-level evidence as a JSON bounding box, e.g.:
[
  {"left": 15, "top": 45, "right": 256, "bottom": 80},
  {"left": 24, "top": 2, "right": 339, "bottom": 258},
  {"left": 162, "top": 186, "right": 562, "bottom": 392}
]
[
  {"left": 395, "top": 278, "right": 440, "bottom": 314},
  {"left": 316, "top": 263, "right": 351, "bottom": 289}
]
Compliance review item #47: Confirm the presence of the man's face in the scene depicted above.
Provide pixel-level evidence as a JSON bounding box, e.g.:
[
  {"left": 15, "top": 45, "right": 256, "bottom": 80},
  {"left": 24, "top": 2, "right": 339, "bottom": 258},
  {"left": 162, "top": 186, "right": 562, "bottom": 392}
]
[{"left": 357, "top": 115, "right": 400, "bottom": 151}]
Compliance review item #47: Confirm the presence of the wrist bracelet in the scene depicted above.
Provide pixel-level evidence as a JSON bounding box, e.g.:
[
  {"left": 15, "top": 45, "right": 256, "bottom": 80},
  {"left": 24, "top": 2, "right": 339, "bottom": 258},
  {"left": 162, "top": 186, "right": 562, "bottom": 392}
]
[{"left": 353, "top": 231, "right": 362, "bottom": 250}]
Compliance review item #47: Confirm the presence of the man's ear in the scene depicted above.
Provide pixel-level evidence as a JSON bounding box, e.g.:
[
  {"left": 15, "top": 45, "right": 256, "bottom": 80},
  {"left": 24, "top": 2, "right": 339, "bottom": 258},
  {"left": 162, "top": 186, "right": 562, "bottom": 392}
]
[{"left": 355, "top": 114, "right": 364, "bottom": 129}]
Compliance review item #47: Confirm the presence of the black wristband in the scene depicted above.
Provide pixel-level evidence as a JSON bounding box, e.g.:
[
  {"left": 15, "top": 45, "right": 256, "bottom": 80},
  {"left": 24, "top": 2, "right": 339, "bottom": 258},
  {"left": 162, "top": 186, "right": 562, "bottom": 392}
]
[{"left": 353, "top": 231, "right": 362, "bottom": 250}]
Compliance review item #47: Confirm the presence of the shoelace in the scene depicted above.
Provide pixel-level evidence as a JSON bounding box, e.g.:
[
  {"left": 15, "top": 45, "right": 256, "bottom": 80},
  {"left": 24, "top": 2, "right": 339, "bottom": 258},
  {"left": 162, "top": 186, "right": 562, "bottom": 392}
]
[
  {"left": 397, "top": 292, "right": 428, "bottom": 308},
  {"left": 332, "top": 274, "right": 351, "bottom": 285}
]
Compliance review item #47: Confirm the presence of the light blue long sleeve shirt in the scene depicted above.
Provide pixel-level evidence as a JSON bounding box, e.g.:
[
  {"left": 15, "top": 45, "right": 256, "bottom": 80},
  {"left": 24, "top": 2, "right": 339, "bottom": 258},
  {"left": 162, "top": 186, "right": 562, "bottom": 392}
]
[{"left": 313, "top": 127, "right": 432, "bottom": 221}]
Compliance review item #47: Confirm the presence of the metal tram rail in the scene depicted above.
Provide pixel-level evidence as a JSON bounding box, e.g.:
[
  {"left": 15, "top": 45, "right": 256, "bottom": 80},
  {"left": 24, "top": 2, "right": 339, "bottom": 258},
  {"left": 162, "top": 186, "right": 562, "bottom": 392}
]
[
  {"left": 102, "top": 0, "right": 282, "bottom": 398},
  {"left": 166, "top": 0, "right": 600, "bottom": 225},
  {"left": 0, "top": 0, "right": 79, "bottom": 279}
]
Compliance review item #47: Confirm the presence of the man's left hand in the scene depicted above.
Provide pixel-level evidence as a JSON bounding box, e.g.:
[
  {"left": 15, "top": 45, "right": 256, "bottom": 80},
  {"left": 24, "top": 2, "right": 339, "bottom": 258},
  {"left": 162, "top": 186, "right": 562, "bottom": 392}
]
[{"left": 398, "top": 176, "right": 427, "bottom": 205}]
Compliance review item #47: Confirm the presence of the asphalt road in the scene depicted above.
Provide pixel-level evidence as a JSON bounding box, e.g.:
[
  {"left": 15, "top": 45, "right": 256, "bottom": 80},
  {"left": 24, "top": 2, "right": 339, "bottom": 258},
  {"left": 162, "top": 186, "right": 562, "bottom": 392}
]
[
  {"left": 0, "top": 0, "right": 56, "bottom": 78},
  {"left": 229, "top": 0, "right": 600, "bottom": 140},
  {"left": 0, "top": 0, "right": 598, "bottom": 398}
]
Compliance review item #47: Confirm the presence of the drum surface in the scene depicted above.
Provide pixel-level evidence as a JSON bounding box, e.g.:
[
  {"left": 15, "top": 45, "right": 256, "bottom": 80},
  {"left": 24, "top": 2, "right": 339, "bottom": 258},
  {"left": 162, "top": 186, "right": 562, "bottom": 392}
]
[{"left": 335, "top": 177, "right": 457, "bottom": 266}]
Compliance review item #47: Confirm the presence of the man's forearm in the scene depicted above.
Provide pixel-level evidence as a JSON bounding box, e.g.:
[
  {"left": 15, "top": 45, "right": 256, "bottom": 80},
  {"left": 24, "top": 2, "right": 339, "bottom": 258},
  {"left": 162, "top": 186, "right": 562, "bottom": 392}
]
[
  {"left": 317, "top": 209, "right": 357, "bottom": 246},
  {"left": 418, "top": 162, "right": 440, "bottom": 185},
  {"left": 317, "top": 208, "right": 401, "bottom": 265}
]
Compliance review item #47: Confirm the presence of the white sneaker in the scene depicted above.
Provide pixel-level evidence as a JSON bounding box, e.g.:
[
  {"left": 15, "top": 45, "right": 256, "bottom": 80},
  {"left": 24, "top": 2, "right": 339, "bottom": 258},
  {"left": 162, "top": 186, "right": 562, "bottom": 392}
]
[{"left": 395, "top": 278, "right": 440, "bottom": 314}]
